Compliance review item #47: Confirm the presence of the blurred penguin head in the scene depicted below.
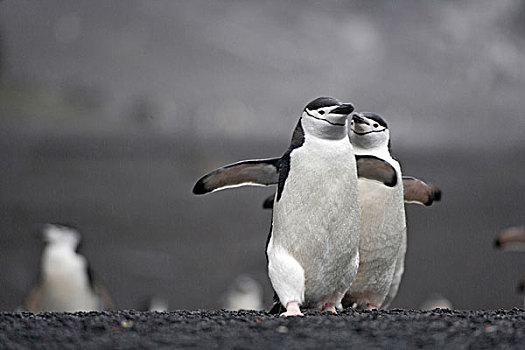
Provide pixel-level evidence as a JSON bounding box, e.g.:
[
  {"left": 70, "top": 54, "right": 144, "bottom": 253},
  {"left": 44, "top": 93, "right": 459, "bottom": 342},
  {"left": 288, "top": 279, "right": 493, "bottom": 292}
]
[
  {"left": 222, "top": 274, "right": 263, "bottom": 311},
  {"left": 231, "top": 274, "right": 262, "bottom": 295},
  {"left": 37, "top": 223, "right": 81, "bottom": 249}
]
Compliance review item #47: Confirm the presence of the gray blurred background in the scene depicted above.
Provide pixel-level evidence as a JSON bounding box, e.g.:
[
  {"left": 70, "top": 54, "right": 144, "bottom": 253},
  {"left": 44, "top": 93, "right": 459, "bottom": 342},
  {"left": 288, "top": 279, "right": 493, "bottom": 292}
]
[{"left": 0, "top": 0, "right": 523, "bottom": 311}]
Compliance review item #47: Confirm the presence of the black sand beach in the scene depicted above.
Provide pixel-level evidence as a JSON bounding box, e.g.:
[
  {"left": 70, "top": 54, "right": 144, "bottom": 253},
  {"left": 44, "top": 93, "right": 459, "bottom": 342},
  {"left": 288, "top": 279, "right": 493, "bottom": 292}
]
[{"left": 1, "top": 309, "right": 524, "bottom": 349}]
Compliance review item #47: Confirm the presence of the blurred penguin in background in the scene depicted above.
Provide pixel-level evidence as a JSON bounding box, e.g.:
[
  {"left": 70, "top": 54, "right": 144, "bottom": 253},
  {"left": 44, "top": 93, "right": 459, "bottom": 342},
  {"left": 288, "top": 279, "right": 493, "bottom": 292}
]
[
  {"left": 494, "top": 226, "right": 525, "bottom": 308},
  {"left": 518, "top": 278, "right": 525, "bottom": 309},
  {"left": 221, "top": 274, "right": 263, "bottom": 311},
  {"left": 419, "top": 293, "right": 453, "bottom": 310},
  {"left": 494, "top": 226, "right": 525, "bottom": 251},
  {"left": 140, "top": 296, "right": 169, "bottom": 312},
  {"left": 24, "top": 224, "right": 114, "bottom": 312}
]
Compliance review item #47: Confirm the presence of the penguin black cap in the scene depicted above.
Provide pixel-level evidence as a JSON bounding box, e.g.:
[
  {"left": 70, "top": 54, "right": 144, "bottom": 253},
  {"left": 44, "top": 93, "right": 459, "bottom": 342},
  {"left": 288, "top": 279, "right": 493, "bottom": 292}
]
[
  {"left": 305, "top": 97, "right": 343, "bottom": 110},
  {"left": 359, "top": 112, "right": 388, "bottom": 128}
]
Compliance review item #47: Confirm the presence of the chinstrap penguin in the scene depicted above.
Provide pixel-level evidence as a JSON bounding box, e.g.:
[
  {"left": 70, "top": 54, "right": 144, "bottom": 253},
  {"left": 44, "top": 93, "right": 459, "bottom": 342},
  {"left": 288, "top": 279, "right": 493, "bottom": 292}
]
[
  {"left": 419, "top": 293, "right": 453, "bottom": 310},
  {"left": 143, "top": 296, "right": 169, "bottom": 312},
  {"left": 494, "top": 226, "right": 525, "bottom": 308},
  {"left": 194, "top": 97, "right": 397, "bottom": 316},
  {"left": 24, "top": 224, "right": 114, "bottom": 312},
  {"left": 343, "top": 112, "right": 441, "bottom": 310},
  {"left": 262, "top": 112, "right": 441, "bottom": 310},
  {"left": 221, "top": 274, "right": 264, "bottom": 311}
]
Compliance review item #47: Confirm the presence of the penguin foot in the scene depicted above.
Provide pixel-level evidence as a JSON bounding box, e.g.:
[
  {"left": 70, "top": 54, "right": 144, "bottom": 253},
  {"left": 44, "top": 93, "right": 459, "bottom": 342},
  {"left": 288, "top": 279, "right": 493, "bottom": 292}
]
[
  {"left": 366, "top": 304, "right": 379, "bottom": 311},
  {"left": 321, "top": 303, "right": 337, "bottom": 314},
  {"left": 280, "top": 301, "right": 304, "bottom": 317}
]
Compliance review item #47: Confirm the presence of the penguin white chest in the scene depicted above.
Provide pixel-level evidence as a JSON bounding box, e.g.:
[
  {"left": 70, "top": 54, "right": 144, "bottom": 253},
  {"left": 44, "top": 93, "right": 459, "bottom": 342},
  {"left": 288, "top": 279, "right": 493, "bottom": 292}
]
[
  {"left": 357, "top": 176, "right": 405, "bottom": 259},
  {"left": 269, "top": 136, "right": 360, "bottom": 306},
  {"left": 40, "top": 248, "right": 100, "bottom": 312}
]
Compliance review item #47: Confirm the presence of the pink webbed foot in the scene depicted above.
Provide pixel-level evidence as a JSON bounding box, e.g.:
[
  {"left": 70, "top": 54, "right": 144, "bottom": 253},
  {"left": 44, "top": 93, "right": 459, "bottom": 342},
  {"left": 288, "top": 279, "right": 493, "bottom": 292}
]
[
  {"left": 280, "top": 301, "right": 304, "bottom": 317},
  {"left": 322, "top": 303, "right": 337, "bottom": 314},
  {"left": 366, "top": 304, "right": 379, "bottom": 311}
]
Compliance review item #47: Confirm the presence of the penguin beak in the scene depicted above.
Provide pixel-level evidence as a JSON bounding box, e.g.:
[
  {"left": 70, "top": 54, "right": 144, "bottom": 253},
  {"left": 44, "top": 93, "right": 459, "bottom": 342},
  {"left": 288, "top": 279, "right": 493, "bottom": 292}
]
[
  {"left": 352, "top": 114, "right": 370, "bottom": 125},
  {"left": 330, "top": 103, "right": 354, "bottom": 116}
]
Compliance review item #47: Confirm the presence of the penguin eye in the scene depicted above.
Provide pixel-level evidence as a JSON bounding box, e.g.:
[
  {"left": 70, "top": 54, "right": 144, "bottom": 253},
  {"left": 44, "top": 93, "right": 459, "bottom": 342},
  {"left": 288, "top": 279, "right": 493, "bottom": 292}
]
[
  {"left": 373, "top": 123, "right": 379, "bottom": 128},
  {"left": 318, "top": 110, "right": 325, "bottom": 115}
]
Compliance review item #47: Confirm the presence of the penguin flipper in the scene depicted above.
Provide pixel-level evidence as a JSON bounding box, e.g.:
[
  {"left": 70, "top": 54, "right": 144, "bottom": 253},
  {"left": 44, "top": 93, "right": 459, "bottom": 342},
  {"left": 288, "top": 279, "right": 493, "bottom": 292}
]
[
  {"left": 262, "top": 194, "right": 275, "bottom": 209},
  {"left": 193, "top": 158, "right": 280, "bottom": 194},
  {"left": 263, "top": 156, "right": 399, "bottom": 208},
  {"left": 356, "top": 155, "right": 397, "bottom": 187},
  {"left": 402, "top": 176, "right": 442, "bottom": 206}
]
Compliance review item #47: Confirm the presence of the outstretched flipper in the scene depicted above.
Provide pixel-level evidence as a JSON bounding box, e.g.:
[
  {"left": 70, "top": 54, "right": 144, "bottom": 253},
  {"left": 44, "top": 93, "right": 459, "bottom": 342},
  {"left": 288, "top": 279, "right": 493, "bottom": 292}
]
[
  {"left": 355, "top": 155, "right": 397, "bottom": 187},
  {"left": 402, "top": 176, "right": 442, "bottom": 206},
  {"left": 263, "top": 175, "right": 442, "bottom": 209},
  {"left": 193, "top": 158, "right": 281, "bottom": 195}
]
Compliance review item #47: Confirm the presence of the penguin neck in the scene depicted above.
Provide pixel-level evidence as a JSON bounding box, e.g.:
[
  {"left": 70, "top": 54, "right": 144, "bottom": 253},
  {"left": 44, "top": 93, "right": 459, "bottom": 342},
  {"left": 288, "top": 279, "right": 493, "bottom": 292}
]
[
  {"left": 300, "top": 116, "right": 348, "bottom": 140},
  {"left": 41, "top": 244, "right": 85, "bottom": 279},
  {"left": 353, "top": 142, "right": 392, "bottom": 161},
  {"left": 44, "top": 243, "right": 77, "bottom": 256}
]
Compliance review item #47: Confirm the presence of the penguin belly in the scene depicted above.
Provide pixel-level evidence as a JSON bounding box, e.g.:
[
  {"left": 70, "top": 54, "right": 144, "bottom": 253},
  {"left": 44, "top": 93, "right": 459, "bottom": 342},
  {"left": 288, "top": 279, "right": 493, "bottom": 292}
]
[
  {"left": 343, "top": 173, "right": 406, "bottom": 309},
  {"left": 40, "top": 275, "right": 100, "bottom": 312},
  {"left": 267, "top": 137, "right": 360, "bottom": 309},
  {"left": 39, "top": 252, "right": 101, "bottom": 312}
]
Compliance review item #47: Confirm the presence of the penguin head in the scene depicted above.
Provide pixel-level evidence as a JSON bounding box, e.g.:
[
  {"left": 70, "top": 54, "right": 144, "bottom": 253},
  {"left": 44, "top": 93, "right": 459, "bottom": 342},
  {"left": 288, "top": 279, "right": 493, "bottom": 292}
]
[
  {"left": 38, "top": 223, "right": 82, "bottom": 250},
  {"left": 349, "top": 112, "right": 390, "bottom": 150},
  {"left": 301, "top": 97, "right": 354, "bottom": 140}
]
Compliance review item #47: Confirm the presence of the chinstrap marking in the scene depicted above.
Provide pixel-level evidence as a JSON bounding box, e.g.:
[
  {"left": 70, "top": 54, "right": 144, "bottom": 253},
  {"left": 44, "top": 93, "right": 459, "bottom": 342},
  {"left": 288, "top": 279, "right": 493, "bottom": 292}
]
[{"left": 304, "top": 109, "right": 345, "bottom": 126}]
